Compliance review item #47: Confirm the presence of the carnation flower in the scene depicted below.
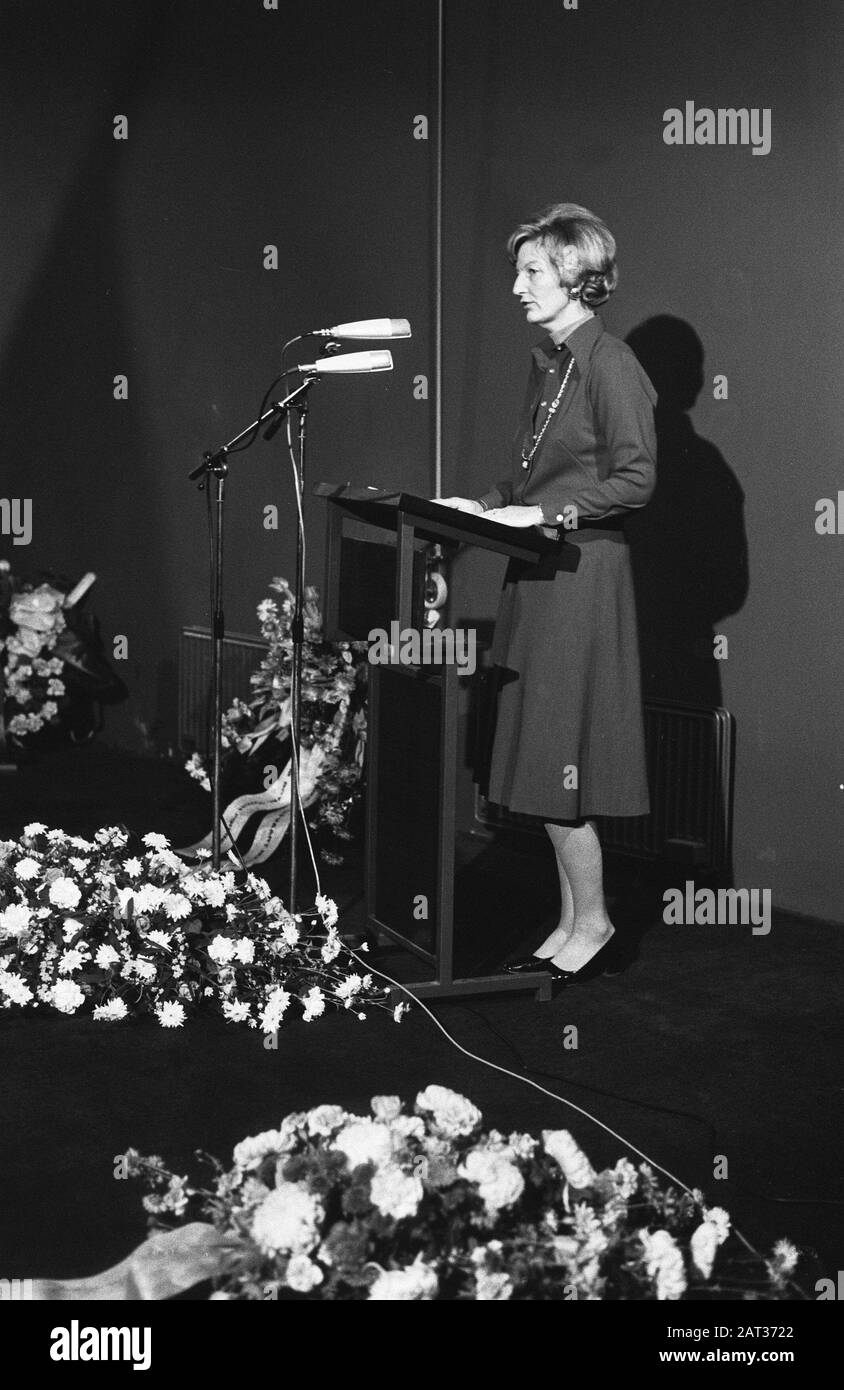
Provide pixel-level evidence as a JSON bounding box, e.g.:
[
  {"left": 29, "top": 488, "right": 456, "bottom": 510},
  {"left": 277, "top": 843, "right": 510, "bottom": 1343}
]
[
  {"left": 302, "top": 986, "right": 325, "bottom": 1022},
  {"left": 233, "top": 937, "right": 255, "bottom": 964},
  {"left": 320, "top": 927, "right": 342, "bottom": 963},
  {"left": 259, "top": 987, "right": 291, "bottom": 1034},
  {"left": 152, "top": 849, "right": 184, "bottom": 873},
  {"left": 14, "top": 857, "right": 41, "bottom": 881},
  {"left": 416, "top": 1085, "right": 482, "bottom": 1139},
  {"left": 368, "top": 1256, "right": 438, "bottom": 1301},
  {"left": 305, "top": 1104, "right": 347, "bottom": 1137},
  {"left": 506, "top": 1132, "right": 538, "bottom": 1161},
  {"left": 50, "top": 979, "right": 86, "bottom": 1014},
  {"left": 315, "top": 893, "right": 339, "bottom": 928},
  {"left": 58, "top": 948, "right": 87, "bottom": 974},
  {"left": 156, "top": 1001, "right": 186, "bottom": 1028},
  {"left": 142, "top": 1174, "right": 190, "bottom": 1218},
  {"left": 389, "top": 1114, "right": 425, "bottom": 1142},
  {"left": 251, "top": 1183, "right": 323, "bottom": 1255},
  {"left": 233, "top": 1124, "right": 298, "bottom": 1170},
  {"left": 335, "top": 1119, "right": 394, "bottom": 1172},
  {"left": 95, "top": 944, "right": 120, "bottom": 969},
  {"left": 334, "top": 973, "right": 363, "bottom": 1003},
  {"left": 208, "top": 935, "right": 237, "bottom": 966},
  {"left": 573, "top": 1202, "right": 608, "bottom": 1255},
  {"left": 189, "top": 876, "right": 226, "bottom": 908},
  {"left": 142, "top": 833, "right": 170, "bottom": 850},
  {"left": 690, "top": 1220, "right": 720, "bottom": 1279},
  {"left": 256, "top": 598, "right": 278, "bottom": 624},
  {"left": 129, "top": 958, "right": 156, "bottom": 982},
  {"left": 133, "top": 885, "right": 166, "bottom": 914},
  {"left": 459, "top": 1148, "right": 525, "bottom": 1215},
  {"left": 48, "top": 877, "right": 82, "bottom": 910},
  {"left": 771, "top": 1239, "right": 799, "bottom": 1273},
  {"left": 284, "top": 1254, "right": 324, "bottom": 1293},
  {"left": 0, "top": 902, "right": 31, "bottom": 937},
  {"left": 68, "top": 857, "right": 89, "bottom": 873},
  {"left": 611, "top": 1157, "right": 639, "bottom": 1200},
  {"left": 280, "top": 921, "right": 300, "bottom": 947},
  {"left": 0, "top": 970, "right": 34, "bottom": 1006},
  {"left": 222, "top": 999, "right": 251, "bottom": 1023},
  {"left": 542, "top": 1130, "right": 597, "bottom": 1189},
  {"left": 246, "top": 873, "right": 270, "bottom": 901},
  {"left": 93, "top": 998, "right": 129, "bottom": 1022},
  {"left": 211, "top": 872, "right": 236, "bottom": 903},
  {"left": 163, "top": 892, "right": 192, "bottom": 921},
  {"left": 62, "top": 919, "right": 84, "bottom": 943},
  {"left": 145, "top": 930, "right": 172, "bottom": 951},
  {"left": 639, "top": 1228, "right": 687, "bottom": 1301},
  {"left": 370, "top": 1095, "right": 403, "bottom": 1123},
  {"left": 369, "top": 1163, "right": 424, "bottom": 1221},
  {"left": 703, "top": 1206, "right": 731, "bottom": 1244}
]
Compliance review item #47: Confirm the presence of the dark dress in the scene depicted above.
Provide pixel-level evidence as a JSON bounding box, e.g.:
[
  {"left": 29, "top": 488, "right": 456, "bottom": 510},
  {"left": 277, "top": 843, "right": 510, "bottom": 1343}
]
[{"left": 477, "top": 314, "right": 657, "bottom": 820}]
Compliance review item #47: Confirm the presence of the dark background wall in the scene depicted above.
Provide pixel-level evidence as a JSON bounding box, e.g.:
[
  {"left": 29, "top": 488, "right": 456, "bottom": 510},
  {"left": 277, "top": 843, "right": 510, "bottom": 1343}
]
[
  {"left": 1, "top": 0, "right": 841, "bottom": 922},
  {"left": 0, "top": 0, "right": 437, "bottom": 743}
]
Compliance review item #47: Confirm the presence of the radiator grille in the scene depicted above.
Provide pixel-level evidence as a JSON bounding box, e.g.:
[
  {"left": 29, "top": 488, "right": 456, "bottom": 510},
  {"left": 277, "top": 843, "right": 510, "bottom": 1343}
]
[
  {"left": 476, "top": 700, "right": 735, "bottom": 872},
  {"left": 178, "top": 626, "right": 268, "bottom": 755}
]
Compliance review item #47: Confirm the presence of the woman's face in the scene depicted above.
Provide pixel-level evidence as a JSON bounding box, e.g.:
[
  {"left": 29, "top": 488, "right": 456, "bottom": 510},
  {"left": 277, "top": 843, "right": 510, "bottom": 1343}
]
[{"left": 512, "top": 238, "right": 572, "bottom": 336}]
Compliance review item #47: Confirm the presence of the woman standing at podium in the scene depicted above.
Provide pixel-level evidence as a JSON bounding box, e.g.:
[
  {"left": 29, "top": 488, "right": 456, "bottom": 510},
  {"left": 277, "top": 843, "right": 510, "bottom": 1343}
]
[{"left": 437, "top": 203, "right": 656, "bottom": 986}]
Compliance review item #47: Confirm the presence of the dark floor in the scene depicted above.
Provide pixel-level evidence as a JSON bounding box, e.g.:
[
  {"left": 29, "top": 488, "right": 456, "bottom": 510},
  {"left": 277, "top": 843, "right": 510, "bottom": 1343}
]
[{"left": 1, "top": 741, "right": 842, "bottom": 1295}]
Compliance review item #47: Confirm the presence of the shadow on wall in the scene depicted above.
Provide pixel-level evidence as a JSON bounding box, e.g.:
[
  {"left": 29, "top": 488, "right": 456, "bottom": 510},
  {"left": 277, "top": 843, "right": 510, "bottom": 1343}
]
[{"left": 624, "top": 316, "right": 749, "bottom": 710}]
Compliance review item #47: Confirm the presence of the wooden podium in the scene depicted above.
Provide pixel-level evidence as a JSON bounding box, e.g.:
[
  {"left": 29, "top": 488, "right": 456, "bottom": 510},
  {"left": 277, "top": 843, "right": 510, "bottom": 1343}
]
[{"left": 314, "top": 483, "right": 576, "bottom": 1001}]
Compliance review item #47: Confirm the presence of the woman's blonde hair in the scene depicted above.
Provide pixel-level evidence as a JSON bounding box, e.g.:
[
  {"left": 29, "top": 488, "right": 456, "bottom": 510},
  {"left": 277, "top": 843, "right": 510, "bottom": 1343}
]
[{"left": 507, "top": 202, "right": 618, "bottom": 306}]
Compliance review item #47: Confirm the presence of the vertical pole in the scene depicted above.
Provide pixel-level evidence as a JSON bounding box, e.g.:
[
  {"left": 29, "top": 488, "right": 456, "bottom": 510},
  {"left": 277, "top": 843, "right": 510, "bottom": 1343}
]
[
  {"left": 288, "top": 405, "right": 308, "bottom": 914},
  {"left": 433, "top": 0, "right": 444, "bottom": 499},
  {"left": 211, "top": 466, "right": 227, "bottom": 870}
]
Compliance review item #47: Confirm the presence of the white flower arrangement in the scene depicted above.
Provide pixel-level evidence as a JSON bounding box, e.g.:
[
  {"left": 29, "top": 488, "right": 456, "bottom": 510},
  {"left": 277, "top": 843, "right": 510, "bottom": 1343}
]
[
  {"left": 184, "top": 579, "right": 368, "bottom": 862},
  {"left": 123, "top": 1085, "right": 806, "bottom": 1301},
  {"left": 0, "top": 576, "right": 69, "bottom": 741},
  {"left": 0, "top": 824, "right": 392, "bottom": 1028}
]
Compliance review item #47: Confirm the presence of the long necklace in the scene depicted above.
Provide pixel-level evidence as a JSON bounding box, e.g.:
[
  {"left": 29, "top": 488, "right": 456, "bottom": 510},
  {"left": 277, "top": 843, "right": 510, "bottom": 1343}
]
[{"left": 520, "top": 354, "right": 576, "bottom": 469}]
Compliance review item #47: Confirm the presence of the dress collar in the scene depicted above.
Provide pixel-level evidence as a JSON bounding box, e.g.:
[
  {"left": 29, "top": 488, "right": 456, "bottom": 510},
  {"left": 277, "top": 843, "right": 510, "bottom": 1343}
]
[{"left": 532, "top": 314, "right": 604, "bottom": 371}]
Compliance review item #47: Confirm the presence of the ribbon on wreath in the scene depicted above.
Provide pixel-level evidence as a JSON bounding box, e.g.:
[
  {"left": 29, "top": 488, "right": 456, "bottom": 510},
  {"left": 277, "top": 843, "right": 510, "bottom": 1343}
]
[
  {"left": 30, "top": 1222, "right": 233, "bottom": 1300},
  {"left": 178, "top": 744, "right": 326, "bottom": 865}
]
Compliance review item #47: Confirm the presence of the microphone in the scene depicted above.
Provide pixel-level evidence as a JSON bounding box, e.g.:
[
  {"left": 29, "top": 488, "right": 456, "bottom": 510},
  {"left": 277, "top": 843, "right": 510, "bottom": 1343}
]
[
  {"left": 298, "top": 349, "right": 393, "bottom": 376},
  {"left": 310, "top": 318, "right": 411, "bottom": 340},
  {"left": 62, "top": 572, "right": 97, "bottom": 609}
]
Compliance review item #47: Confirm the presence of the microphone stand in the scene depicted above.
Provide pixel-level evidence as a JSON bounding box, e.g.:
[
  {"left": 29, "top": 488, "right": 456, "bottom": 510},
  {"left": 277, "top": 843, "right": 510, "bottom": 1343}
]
[
  {"left": 189, "top": 377, "right": 314, "bottom": 874},
  {"left": 288, "top": 394, "right": 309, "bottom": 915}
]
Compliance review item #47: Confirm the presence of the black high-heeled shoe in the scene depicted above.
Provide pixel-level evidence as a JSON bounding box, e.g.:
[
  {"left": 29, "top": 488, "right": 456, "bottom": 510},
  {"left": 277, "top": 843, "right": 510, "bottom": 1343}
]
[
  {"left": 547, "top": 934, "right": 633, "bottom": 989},
  {"left": 503, "top": 951, "right": 554, "bottom": 975}
]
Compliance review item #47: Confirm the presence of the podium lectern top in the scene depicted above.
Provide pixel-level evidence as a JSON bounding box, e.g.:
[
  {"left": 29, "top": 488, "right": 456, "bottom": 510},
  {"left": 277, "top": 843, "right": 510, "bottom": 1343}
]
[
  {"left": 313, "top": 482, "right": 565, "bottom": 562},
  {"left": 314, "top": 481, "right": 577, "bottom": 641}
]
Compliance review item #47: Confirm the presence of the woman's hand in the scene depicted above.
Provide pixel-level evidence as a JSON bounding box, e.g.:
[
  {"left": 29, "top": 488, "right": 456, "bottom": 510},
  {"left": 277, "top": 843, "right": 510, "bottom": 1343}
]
[
  {"left": 430, "top": 497, "right": 485, "bottom": 515},
  {"left": 483, "top": 505, "right": 545, "bottom": 528}
]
